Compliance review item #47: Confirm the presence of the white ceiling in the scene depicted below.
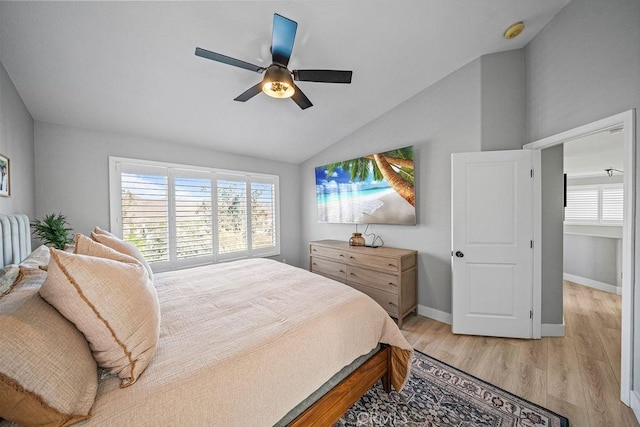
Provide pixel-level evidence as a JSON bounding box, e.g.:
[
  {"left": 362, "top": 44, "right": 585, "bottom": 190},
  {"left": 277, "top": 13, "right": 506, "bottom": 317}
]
[
  {"left": 0, "top": 1, "right": 570, "bottom": 164},
  {"left": 564, "top": 128, "right": 625, "bottom": 178}
]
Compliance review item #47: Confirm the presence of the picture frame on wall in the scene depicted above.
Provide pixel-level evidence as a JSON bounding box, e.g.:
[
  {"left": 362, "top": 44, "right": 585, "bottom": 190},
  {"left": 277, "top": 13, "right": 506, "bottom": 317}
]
[{"left": 0, "top": 153, "right": 10, "bottom": 197}]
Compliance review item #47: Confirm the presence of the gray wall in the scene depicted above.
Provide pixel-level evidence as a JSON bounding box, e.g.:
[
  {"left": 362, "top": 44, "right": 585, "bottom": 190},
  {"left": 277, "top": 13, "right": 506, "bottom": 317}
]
[
  {"left": 564, "top": 174, "right": 623, "bottom": 289},
  {"left": 523, "top": 0, "right": 640, "bottom": 391},
  {"left": 34, "top": 122, "right": 303, "bottom": 267},
  {"left": 301, "top": 50, "right": 526, "bottom": 319},
  {"left": 539, "top": 145, "right": 564, "bottom": 324},
  {"left": 302, "top": 57, "right": 483, "bottom": 316},
  {"left": 480, "top": 49, "right": 525, "bottom": 151},
  {"left": 0, "top": 61, "right": 35, "bottom": 217},
  {"left": 564, "top": 234, "right": 621, "bottom": 287}
]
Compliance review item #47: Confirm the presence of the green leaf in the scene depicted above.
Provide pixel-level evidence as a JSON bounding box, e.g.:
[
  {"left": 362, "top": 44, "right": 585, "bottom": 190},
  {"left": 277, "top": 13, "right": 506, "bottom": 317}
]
[{"left": 31, "top": 213, "right": 73, "bottom": 250}]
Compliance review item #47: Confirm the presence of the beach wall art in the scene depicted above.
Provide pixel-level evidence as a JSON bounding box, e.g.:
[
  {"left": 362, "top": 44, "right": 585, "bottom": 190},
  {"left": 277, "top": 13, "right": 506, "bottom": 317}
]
[{"left": 315, "top": 146, "right": 415, "bottom": 225}]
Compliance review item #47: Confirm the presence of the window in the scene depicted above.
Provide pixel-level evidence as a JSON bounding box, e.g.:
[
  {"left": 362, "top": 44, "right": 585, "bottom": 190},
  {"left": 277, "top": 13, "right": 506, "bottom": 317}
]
[
  {"left": 109, "top": 157, "right": 280, "bottom": 271},
  {"left": 565, "top": 184, "right": 623, "bottom": 225}
]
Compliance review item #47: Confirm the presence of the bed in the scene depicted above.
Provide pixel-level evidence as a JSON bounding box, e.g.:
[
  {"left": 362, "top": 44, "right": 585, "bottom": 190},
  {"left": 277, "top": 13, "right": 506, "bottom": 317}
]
[{"left": 0, "top": 214, "right": 412, "bottom": 426}]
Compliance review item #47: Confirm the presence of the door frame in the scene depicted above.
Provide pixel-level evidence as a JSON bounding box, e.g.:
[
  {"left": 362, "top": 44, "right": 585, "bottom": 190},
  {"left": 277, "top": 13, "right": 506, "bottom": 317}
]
[{"left": 523, "top": 109, "right": 636, "bottom": 405}]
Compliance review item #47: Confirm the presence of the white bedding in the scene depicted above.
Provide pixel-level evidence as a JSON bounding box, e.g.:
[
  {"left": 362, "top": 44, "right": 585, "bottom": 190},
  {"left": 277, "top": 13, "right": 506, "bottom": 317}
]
[{"left": 77, "top": 258, "right": 412, "bottom": 426}]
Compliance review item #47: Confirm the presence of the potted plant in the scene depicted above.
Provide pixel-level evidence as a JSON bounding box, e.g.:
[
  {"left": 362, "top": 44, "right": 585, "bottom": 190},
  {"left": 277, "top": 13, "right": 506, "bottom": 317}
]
[{"left": 31, "top": 213, "right": 73, "bottom": 250}]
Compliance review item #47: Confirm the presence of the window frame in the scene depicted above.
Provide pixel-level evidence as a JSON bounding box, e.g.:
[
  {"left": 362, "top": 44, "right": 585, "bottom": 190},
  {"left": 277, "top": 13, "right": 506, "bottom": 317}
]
[{"left": 109, "top": 157, "right": 280, "bottom": 272}]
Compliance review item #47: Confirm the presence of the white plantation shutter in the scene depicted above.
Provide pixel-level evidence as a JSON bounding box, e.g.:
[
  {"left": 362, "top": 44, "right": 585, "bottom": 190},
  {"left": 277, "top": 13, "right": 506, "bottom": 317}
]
[
  {"left": 565, "top": 184, "right": 623, "bottom": 225},
  {"left": 110, "top": 158, "right": 279, "bottom": 271},
  {"left": 120, "top": 165, "right": 170, "bottom": 264},
  {"left": 251, "top": 180, "right": 276, "bottom": 251},
  {"left": 217, "top": 178, "right": 248, "bottom": 257},
  {"left": 174, "top": 172, "right": 213, "bottom": 261},
  {"left": 565, "top": 187, "right": 599, "bottom": 223},
  {"left": 601, "top": 185, "right": 624, "bottom": 223}
]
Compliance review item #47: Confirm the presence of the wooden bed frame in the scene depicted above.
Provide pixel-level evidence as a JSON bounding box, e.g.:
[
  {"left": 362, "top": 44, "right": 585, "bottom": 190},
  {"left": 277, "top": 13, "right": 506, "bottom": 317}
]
[{"left": 289, "top": 345, "right": 391, "bottom": 426}]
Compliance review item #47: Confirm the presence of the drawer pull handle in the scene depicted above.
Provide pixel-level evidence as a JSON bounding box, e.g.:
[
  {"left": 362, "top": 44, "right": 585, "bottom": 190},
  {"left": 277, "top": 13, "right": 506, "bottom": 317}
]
[
  {"left": 388, "top": 302, "right": 397, "bottom": 307},
  {"left": 388, "top": 282, "right": 395, "bottom": 286},
  {"left": 312, "top": 263, "right": 317, "bottom": 266},
  {"left": 339, "top": 270, "right": 345, "bottom": 273},
  {"left": 350, "top": 272, "right": 356, "bottom": 276},
  {"left": 388, "top": 263, "right": 395, "bottom": 267},
  {"left": 339, "top": 254, "right": 345, "bottom": 257}
]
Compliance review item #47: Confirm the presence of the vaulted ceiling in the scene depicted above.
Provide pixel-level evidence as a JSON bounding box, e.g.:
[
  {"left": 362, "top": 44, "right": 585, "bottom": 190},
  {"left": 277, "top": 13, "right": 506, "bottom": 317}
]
[{"left": 0, "top": 1, "right": 570, "bottom": 164}]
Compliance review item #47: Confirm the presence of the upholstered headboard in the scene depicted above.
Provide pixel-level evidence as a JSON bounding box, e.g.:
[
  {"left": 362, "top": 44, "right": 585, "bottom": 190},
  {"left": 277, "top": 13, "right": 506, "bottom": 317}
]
[{"left": 0, "top": 214, "right": 32, "bottom": 268}]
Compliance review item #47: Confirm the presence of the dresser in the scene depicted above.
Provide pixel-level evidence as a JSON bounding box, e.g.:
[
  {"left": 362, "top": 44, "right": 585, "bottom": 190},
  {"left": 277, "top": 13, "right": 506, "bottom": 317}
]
[{"left": 309, "top": 240, "right": 417, "bottom": 329}]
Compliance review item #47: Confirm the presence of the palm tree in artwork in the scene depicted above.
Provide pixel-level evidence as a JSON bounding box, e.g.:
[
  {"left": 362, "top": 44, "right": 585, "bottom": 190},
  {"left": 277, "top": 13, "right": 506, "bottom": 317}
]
[{"left": 325, "top": 147, "right": 415, "bottom": 206}]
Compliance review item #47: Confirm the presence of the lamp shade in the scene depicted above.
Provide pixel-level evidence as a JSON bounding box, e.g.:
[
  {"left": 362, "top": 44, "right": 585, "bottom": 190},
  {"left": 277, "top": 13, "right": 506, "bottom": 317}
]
[{"left": 262, "top": 66, "right": 295, "bottom": 98}]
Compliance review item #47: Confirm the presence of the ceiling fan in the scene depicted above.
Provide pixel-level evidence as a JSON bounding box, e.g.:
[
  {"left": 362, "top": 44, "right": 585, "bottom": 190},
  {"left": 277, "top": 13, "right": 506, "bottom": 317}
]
[{"left": 195, "top": 13, "right": 352, "bottom": 110}]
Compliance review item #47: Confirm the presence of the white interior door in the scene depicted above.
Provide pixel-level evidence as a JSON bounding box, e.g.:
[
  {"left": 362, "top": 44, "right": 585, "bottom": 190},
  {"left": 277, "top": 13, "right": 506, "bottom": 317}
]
[{"left": 451, "top": 149, "right": 539, "bottom": 338}]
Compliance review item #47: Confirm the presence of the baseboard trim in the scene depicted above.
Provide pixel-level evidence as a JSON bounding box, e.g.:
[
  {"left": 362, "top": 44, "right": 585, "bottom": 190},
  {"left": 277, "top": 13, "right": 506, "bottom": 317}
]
[
  {"left": 631, "top": 391, "right": 640, "bottom": 424},
  {"left": 563, "top": 273, "right": 621, "bottom": 295},
  {"left": 417, "top": 305, "right": 564, "bottom": 337},
  {"left": 417, "top": 304, "right": 452, "bottom": 325},
  {"left": 541, "top": 321, "right": 565, "bottom": 337}
]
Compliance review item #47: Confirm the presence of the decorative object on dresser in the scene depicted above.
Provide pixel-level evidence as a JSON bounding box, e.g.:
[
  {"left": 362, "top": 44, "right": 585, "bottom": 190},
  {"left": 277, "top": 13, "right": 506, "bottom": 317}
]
[
  {"left": 309, "top": 239, "right": 417, "bottom": 329},
  {"left": 348, "top": 232, "right": 365, "bottom": 246}
]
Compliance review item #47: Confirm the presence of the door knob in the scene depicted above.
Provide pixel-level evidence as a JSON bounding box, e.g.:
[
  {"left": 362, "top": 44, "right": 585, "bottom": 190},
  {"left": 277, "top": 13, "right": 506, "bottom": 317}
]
[{"left": 455, "top": 251, "right": 464, "bottom": 258}]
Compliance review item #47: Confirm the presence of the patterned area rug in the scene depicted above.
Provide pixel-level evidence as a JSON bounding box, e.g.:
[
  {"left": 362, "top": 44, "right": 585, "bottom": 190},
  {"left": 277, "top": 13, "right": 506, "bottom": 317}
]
[{"left": 336, "top": 350, "right": 569, "bottom": 427}]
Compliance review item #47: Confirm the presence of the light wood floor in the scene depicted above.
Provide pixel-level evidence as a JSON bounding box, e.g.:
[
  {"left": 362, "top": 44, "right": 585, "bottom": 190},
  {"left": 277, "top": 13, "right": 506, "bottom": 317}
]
[{"left": 401, "top": 281, "right": 639, "bottom": 426}]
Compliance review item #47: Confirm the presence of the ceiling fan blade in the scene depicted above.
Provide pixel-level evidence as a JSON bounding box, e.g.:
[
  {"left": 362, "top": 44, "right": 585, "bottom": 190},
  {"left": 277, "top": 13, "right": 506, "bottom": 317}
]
[
  {"left": 271, "top": 14, "right": 297, "bottom": 67},
  {"left": 195, "top": 47, "right": 265, "bottom": 73},
  {"left": 234, "top": 83, "right": 263, "bottom": 102},
  {"left": 293, "top": 70, "right": 353, "bottom": 84},
  {"left": 291, "top": 84, "right": 313, "bottom": 110}
]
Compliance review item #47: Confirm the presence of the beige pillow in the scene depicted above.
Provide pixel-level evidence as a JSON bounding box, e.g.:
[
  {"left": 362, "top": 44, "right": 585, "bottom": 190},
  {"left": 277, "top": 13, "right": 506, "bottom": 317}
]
[
  {"left": 39, "top": 248, "right": 161, "bottom": 387},
  {"left": 74, "top": 233, "right": 137, "bottom": 264},
  {"left": 0, "top": 287, "right": 98, "bottom": 426},
  {"left": 93, "top": 225, "right": 117, "bottom": 238},
  {"left": 91, "top": 231, "right": 154, "bottom": 281}
]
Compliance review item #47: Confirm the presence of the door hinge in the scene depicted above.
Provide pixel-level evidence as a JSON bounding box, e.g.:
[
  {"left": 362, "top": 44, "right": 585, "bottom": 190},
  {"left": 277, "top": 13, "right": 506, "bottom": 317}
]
[
  {"left": 530, "top": 240, "right": 533, "bottom": 249},
  {"left": 530, "top": 310, "right": 533, "bottom": 319},
  {"left": 530, "top": 169, "right": 534, "bottom": 178}
]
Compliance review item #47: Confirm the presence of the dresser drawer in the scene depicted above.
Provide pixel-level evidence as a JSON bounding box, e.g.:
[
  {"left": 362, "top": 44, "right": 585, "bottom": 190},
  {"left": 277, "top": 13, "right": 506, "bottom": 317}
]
[
  {"left": 310, "top": 257, "right": 347, "bottom": 281},
  {"left": 346, "top": 265, "right": 399, "bottom": 294},
  {"left": 345, "top": 252, "right": 398, "bottom": 272},
  {"left": 310, "top": 245, "right": 347, "bottom": 262},
  {"left": 349, "top": 282, "right": 399, "bottom": 317}
]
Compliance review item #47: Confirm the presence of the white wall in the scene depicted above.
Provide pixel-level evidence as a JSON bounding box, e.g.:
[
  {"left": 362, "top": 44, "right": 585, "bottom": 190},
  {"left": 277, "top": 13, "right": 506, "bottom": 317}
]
[
  {"left": 0, "top": 61, "right": 35, "bottom": 217},
  {"left": 523, "top": 0, "right": 640, "bottom": 397},
  {"left": 34, "top": 122, "right": 303, "bottom": 266}
]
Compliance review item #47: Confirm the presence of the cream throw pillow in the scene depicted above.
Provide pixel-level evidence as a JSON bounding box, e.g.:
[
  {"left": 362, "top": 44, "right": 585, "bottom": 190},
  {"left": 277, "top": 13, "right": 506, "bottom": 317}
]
[
  {"left": 0, "top": 288, "right": 98, "bottom": 426},
  {"left": 93, "top": 226, "right": 117, "bottom": 238},
  {"left": 39, "top": 248, "right": 161, "bottom": 387},
  {"left": 74, "top": 233, "right": 136, "bottom": 263},
  {"left": 91, "top": 230, "right": 154, "bottom": 281}
]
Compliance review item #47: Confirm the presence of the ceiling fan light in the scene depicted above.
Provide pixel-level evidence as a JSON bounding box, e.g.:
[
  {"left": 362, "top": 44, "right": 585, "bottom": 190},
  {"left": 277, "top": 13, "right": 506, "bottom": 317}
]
[
  {"left": 262, "top": 81, "right": 295, "bottom": 98},
  {"left": 261, "top": 65, "right": 295, "bottom": 99}
]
